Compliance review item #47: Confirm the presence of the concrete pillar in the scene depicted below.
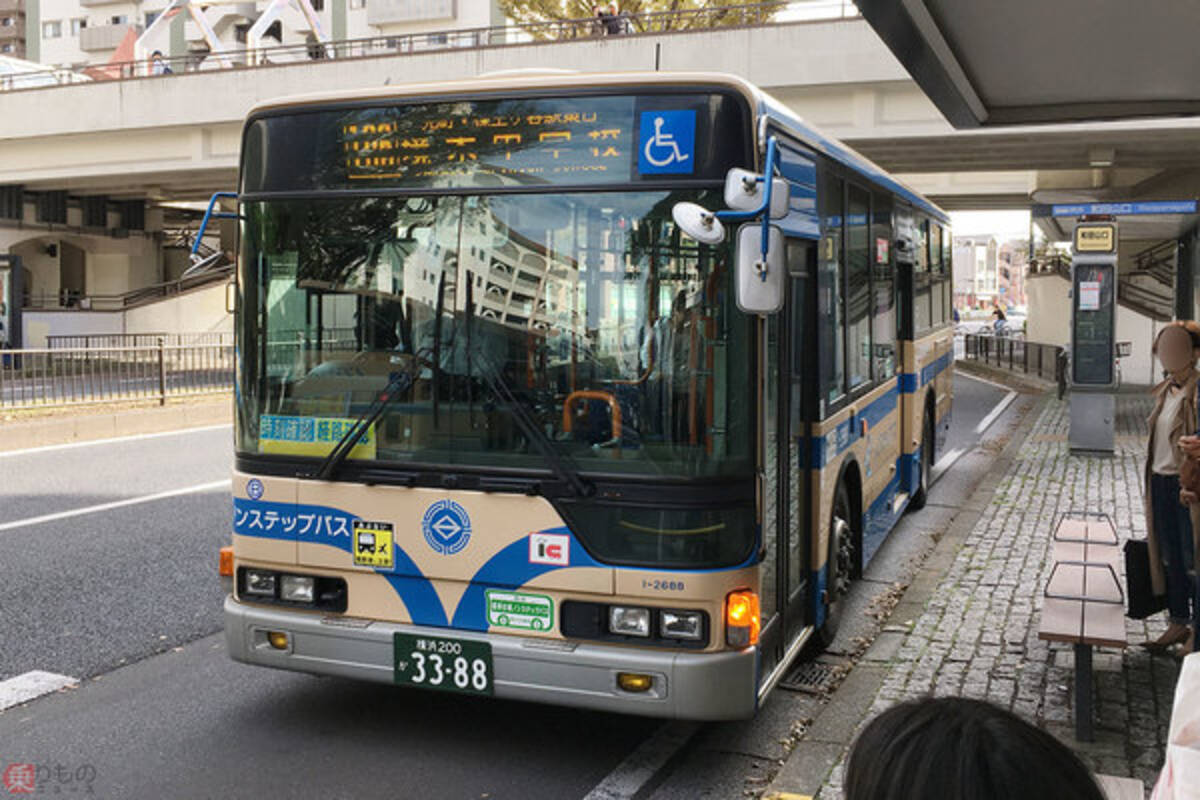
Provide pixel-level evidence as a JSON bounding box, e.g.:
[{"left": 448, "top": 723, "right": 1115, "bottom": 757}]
[
  {"left": 24, "top": 0, "right": 39, "bottom": 63},
  {"left": 332, "top": 0, "right": 346, "bottom": 46},
  {"left": 170, "top": 10, "right": 185, "bottom": 59}
]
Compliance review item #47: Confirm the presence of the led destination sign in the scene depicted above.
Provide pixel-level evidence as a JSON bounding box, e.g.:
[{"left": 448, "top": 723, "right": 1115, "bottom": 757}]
[
  {"left": 240, "top": 92, "right": 750, "bottom": 193},
  {"left": 341, "top": 100, "right": 633, "bottom": 185}
]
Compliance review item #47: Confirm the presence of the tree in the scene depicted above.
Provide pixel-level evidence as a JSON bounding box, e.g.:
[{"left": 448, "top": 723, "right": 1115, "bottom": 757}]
[{"left": 496, "top": 0, "right": 779, "bottom": 35}]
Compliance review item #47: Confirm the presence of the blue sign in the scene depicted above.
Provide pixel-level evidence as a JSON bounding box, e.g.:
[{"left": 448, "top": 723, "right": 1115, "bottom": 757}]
[
  {"left": 246, "top": 478, "right": 264, "bottom": 501},
  {"left": 1049, "top": 200, "right": 1198, "bottom": 217},
  {"left": 421, "top": 500, "right": 472, "bottom": 555},
  {"left": 638, "top": 110, "right": 696, "bottom": 175}
]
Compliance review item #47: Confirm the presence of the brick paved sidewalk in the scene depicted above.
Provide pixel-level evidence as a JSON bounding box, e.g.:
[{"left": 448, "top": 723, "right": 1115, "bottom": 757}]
[{"left": 813, "top": 395, "right": 1182, "bottom": 797}]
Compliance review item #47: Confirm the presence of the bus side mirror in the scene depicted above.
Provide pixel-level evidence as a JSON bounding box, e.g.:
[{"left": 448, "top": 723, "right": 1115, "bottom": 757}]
[
  {"left": 735, "top": 224, "right": 785, "bottom": 315},
  {"left": 724, "top": 168, "right": 790, "bottom": 219},
  {"left": 225, "top": 281, "right": 237, "bottom": 314}
]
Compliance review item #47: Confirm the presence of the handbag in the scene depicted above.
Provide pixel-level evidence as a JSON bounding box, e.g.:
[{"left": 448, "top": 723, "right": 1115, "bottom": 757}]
[
  {"left": 1181, "top": 382, "right": 1200, "bottom": 495},
  {"left": 1125, "top": 538, "right": 1167, "bottom": 619}
]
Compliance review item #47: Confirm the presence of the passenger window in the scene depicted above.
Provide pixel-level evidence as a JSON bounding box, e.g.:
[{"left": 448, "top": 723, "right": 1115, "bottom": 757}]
[
  {"left": 818, "top": 172, "right": 844, "bottom": 413},
  {"left": 913, "top": 219, "right": 932, "bottom": 333},
  {"left": 846, "top": 186, "right": 871, "bottom": 389},
  {"left": 871, "top": 194, "right": 895, "bottom": 380},
  {"left": 930, "top": 223, "right": 944, "bottom": 326}
]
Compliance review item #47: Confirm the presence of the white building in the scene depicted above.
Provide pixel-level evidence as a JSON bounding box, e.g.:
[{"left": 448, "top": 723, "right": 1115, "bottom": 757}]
[{"left": 25, "top": 0, "right": 502, "bottom": 68}]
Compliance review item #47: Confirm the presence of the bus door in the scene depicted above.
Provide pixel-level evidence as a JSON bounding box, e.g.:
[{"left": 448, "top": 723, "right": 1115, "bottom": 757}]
[{"left": 758, "top": 238, "right": 814, "bottom": 678}]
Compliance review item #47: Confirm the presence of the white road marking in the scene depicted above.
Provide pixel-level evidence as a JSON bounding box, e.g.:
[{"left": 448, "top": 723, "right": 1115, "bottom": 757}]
[
  {"left": 930, "top": 447, "right": 966, "bottom": 483},
  {"left": 0, "top": 424, "right": 232, "bottom": 459},
  {"left": 582, "top": 721, "right": 698, "bottom": 800},
  {"left": 973, "top": 391, "right": 1018, "bottom": 435},
  {"left": 0, "top": 479, "right": 231, "bottom": 533},
  {"left": 0, "top": 671, "right": 78, "bottom": 711}
]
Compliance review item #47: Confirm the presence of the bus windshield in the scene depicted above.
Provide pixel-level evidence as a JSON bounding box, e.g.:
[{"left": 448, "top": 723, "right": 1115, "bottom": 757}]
[{"left": 236, "top": 189, "right": 754, "bottom": 481}]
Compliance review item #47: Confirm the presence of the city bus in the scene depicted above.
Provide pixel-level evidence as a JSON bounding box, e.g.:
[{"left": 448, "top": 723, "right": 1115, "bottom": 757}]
[{"left": 219, "top": 71, "right": 954, "bottom": 720}]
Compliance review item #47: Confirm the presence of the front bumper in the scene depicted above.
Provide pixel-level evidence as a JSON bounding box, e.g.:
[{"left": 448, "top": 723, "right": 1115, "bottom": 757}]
[{"left": 224, "top": 596, "right": 758, "bottom": 720}]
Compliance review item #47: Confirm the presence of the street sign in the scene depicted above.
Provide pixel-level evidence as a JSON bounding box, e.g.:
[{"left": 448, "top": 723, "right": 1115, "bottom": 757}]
[{"left": 1073, "top": 223, "right": 1116, "bottom": 254}]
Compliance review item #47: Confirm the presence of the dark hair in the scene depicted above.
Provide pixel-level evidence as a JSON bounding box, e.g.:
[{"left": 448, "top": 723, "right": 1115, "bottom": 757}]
[
  {"left": 151, "top": 50, "right": 164, "bottom": 57},
  {"left": 844, "top": 697, "right": 1105, "bottom": 800}
]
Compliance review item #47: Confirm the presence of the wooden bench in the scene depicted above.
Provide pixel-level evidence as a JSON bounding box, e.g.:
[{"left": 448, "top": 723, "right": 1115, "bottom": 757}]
[{"left": 1038, "top": 515, "right": 1127, "bottom": 741}]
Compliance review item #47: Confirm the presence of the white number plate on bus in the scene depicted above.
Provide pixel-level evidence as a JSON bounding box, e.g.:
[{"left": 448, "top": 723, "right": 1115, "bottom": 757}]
[{"left": 393, "top": 633, "right": 493, "bottom": 696}]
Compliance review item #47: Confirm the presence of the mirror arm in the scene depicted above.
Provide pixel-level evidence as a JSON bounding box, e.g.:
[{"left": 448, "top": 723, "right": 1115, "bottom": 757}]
[{"left": 715, "top": 136, "right": 781, "bottom": 278}]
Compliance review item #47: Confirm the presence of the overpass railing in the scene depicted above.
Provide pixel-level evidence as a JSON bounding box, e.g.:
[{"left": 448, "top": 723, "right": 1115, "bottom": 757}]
[
  {"left": 0, "top": 0, "right": 859, "bottom": 92},
  {"left": 0, "top": 342, "right": 232, "bottom": 409}
]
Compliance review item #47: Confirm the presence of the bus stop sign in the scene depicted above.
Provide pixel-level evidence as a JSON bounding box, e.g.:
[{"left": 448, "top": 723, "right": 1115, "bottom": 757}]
[{"left": 1069, "top": 222, "right": 1118, "bottom": 453}]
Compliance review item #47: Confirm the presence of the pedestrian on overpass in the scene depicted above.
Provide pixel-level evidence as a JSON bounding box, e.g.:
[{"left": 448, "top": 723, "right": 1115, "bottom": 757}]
[
  {"left": 1146, "top": 321, "right": 1200, "bottom": 656},
  {"left": 150, "top": 50, "right": 172, "bottom": 76}
]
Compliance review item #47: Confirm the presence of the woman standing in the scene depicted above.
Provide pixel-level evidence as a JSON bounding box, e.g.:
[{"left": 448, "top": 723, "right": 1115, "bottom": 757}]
[{"left": 1145, "top": 321, "right": 1200, "bottom": 655}]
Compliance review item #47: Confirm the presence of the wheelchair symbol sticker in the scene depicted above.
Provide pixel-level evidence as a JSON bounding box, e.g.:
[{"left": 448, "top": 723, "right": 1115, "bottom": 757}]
[{"left": 638, "top": 110, "right": 696, "bottom": 175}]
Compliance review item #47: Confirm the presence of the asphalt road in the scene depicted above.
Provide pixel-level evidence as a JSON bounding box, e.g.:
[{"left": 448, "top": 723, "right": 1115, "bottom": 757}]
[{"left": 0, "top": 373, "right": 1010, "bottom": 800}]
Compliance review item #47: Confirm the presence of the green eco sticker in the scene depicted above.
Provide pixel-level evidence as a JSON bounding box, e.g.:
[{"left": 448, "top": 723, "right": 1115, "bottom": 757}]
[{"left": 485, "top": 590, "right": 554, "bottom": 632}]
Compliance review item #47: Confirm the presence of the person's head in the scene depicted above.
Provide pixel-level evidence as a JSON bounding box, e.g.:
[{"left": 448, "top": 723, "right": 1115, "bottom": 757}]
[
  {"left": 844, "top": 697, "right": 1105, "bottom": 800},
  {"left": 1153, "top": 320, "right": 1200, "bottom": 374},
  {"left": 151, "top": 50, "right": 164, "bottom": 62}
]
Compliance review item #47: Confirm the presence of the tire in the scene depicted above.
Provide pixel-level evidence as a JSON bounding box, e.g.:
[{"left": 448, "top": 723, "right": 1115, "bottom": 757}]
[
  {"left": 817, "top": 480, "right": 856, "bottom": 648},
  {"left": 909, "top": 408, "right": 934, "bottom": 511}
]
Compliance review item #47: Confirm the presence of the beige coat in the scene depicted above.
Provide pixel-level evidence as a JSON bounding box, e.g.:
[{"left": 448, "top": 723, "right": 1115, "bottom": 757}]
[{"left": 1144, "top": 369, "right": 1200, "bottom": 595}]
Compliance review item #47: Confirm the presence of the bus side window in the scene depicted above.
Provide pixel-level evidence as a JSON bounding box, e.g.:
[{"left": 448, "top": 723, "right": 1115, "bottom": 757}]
[
  {"left": 817, "top": 171, "right": 845, "bottom": 415},
  {"left": 845, "top": 185, "right": 871, "bottom": 390},
  {"left": 930, "top": 222, "right": 945, "bottom": 327},
  {"left": 913, "top": 218, "right": 932, "bottom": 334},
  {"left": 872, "top": 193, "right": 895, "bottom": 380}
]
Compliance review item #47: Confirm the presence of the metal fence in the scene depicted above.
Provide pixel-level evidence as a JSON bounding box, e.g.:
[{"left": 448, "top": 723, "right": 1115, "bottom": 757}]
[
  {"left": 0, "top": 342, "right": 233, "bottom": 409},
  {"left": 962, "top": 333, "right": 1065, "bottom": 384},
  {"left": 0, "top": 1, "right": 859, "bottom": 92},
  {"left": 46, "top": 332, "right": 233, "bottom": 349}
]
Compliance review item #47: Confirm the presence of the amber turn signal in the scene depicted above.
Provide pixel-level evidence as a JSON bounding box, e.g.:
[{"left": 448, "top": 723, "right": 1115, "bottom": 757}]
[
  {"left": 218, "top": 545, "right": 234, "bottom": 577},
  {"left": 725, "top": 590, "right": 761, "bottom": 648}
]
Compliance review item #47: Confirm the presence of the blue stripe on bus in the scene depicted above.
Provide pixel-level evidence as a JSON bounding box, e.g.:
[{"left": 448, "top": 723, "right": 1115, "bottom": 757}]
[
  {"left": 808, "top": 383, "right": 899, "bottom": 469},
  {"left": 232, "top": 500, "right": 606, "bottom": 629}
]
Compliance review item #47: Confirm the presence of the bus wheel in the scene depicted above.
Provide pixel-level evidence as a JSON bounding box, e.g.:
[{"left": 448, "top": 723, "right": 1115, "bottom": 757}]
[
  {"left": 818, "top": 480, "right": 856, "bottom": 647},
  {"left": 909, "top": 408, "right": 934, "bottom": 511}
]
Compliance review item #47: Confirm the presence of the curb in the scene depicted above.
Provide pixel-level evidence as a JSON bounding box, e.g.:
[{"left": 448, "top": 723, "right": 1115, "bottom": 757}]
[
  {"left": 0, "top": 396, "right": 232, "bottom": 453},
  {"left": 763, "top": 392, "right": 1051, "bottom": 798}
]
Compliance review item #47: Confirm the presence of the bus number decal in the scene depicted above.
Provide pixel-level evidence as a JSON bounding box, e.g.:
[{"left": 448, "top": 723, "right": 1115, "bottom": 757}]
[{"left": 641, "top": 579, "right": 686, "bottom": 592}]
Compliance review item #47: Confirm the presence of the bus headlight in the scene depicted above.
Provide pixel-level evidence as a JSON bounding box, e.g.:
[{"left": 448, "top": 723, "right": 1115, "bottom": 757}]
[
  {"left": 609, "top": 606, "right": 651, "bottom": 637},
  {"left": 245, "top": 569, "right": 277, "bottom": 598},
  {"left": 660, "top": 610, "right": 704, "bottom": 641},
  {"left": 280, "top": 575, "right": 316, "bottom": 604},
  {"left": 725, "top": 590, "right": 760, "bottom": 648}
]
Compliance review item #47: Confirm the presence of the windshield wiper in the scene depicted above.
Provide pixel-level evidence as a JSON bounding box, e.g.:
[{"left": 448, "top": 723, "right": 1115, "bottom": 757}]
[
  {"left": 470, "top": 348, "right": 594, "bottom": 499},
  {"left": 315, "top": 369, "right": 414, "bottom": 481}
]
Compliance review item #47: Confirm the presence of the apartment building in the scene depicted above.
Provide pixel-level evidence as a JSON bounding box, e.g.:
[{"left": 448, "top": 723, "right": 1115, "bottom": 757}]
[
  {"left": 0, "top": 0, "right": 25, "bottom": 58},
  {"left": 25, "top": 0, "right": 502, "bottom": 68}
]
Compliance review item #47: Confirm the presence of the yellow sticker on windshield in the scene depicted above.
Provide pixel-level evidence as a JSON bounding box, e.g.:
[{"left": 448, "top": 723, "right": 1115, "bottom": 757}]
[{"left": 258, "top": 414, "right": 377, "bottom": 460}]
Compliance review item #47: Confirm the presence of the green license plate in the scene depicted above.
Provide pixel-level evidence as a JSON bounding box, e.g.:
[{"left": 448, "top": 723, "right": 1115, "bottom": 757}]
[{"left": 393, "top": 633, "right": 493, "bottom": 696}]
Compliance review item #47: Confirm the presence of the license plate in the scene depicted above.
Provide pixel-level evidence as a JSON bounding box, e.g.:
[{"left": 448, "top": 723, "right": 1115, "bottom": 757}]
[{"left": 393, "top": 633, "right": 493, "bottom": 696}]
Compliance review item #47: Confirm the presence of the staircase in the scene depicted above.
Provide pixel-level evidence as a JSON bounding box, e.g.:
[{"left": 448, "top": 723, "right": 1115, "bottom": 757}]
[{"left": 1119, "top": 239, "right": 1175, "bottom": 321}]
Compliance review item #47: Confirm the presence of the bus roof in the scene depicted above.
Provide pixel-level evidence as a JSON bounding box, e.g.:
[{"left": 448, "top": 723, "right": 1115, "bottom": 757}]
[{"left": 248, "top": 71, "right": 948, "bottom": 223}]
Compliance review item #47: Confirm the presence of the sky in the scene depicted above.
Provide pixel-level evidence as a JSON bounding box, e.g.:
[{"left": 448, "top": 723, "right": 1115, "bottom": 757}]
[{"left": 949, "top": 210, "right": 1035, "bottom": 241}]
